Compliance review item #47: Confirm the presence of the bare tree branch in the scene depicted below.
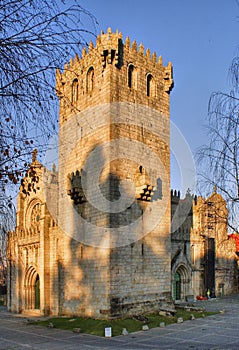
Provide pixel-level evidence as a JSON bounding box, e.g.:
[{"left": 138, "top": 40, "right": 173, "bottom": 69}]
[
  {"left": 0, "top": 0, "right": 97, "bottom": 189},
  {"left": 197, "top": 53, "right": 239, "bottom": 233},
  {"left": 0, "top": 0, "right": 97, "bottom": 285}
]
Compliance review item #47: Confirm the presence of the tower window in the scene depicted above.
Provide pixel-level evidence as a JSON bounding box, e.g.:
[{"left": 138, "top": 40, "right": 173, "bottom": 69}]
[
  {"left": 128, "top": 64, "right": 137, "bottom": 89},
  {"left": 72, "top": 78, "right": 78, "bottom": 103},
  {"left": 146, "top": 73, "right": 153, "bottom": 97},
  {"left": 141, "top": 243, "right": 144, "bottom": 256},
  {"left": 87, "top": 67, "right": 94, "bottom": 93}
]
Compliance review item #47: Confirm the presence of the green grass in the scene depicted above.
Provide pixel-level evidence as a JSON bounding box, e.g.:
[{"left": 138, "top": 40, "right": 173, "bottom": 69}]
[{"left": 35, "top": 309, "right": 217, "bottom": 337}]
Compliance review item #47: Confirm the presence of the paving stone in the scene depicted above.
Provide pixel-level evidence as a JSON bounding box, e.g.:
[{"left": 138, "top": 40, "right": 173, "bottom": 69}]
[
  {"left": 72, "top": 327, "right": 81, "bottom": 333},
  {"left": 159, "top": 310, "right": 167, "bottom": 316},
  {"left": 1, "top": 295, "right": 239, "bottom": 349}
]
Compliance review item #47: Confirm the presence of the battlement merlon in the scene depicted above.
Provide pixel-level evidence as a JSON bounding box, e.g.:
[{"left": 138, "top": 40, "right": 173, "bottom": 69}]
[
  {"left": 55, "top": 28, "right": 174, "bottom": 121},
  {"left": 56, "top": 28, "right": 173, "bottom": 87}
]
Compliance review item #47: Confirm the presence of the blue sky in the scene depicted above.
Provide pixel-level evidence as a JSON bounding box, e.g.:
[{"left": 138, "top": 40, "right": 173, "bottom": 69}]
[{"left": 78, "top": 0, "right": 239, "bottom": 193}]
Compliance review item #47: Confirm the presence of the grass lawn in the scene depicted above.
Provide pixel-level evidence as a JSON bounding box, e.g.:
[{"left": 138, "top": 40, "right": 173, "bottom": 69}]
[{"left": 35, "top": 308, "right": 217, "bottom": 337}]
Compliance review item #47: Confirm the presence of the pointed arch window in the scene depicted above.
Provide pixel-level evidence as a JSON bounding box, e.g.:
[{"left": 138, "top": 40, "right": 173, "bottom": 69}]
[
  {"left": 72, "top": 78, "right": 79, "bottom": 103},
  {"left": 87, "top": 67, "right": 94, "bottom": 93},
  {"left": 128, "top": 64, "right": 137, "bottom": 89}
]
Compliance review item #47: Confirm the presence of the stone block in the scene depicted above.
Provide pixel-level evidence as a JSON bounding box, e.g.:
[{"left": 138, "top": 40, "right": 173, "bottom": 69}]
[
  {"left": 122, "top": 328, "right": 128, "bottom": 335},
  {"left": 47, "top": 322, "right": 54, "bottom": 328},
  {"left": 159, "top": 310, "right": 167, "bottom": 317},
  {"left": 73, "top": 328, "right": 81, "bottom": 333},
  {"left": 159, "top": 307, "right": 176, "bottom": 316}
]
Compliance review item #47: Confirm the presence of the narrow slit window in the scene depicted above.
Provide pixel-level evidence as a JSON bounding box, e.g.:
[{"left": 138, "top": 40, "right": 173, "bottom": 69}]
[
  {"left": 72, "top": 78, "right": 78, "bottom": 103},
  {"left": 128, "top": 64, "right": 134, "bottom": 88},
  {"left": 147, "top": 73, "right": 153, "bottom": 97},
  {"left": 128, "top": 64, "right": 137, "bottom": 89},
  {"left": 87, "top": 67, "right": 94, "bottom": 93}
]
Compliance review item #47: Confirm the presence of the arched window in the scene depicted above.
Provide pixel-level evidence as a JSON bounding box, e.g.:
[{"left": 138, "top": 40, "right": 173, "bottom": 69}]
[
  {"left": 128, "top": 64, "right": 137, "bottom": 89},
  {"left": 72, "top": 78, "right": 78, "bottom": 103},
  {"left": 87, "top": 67, "right": 94, "bottom": 93},
  {"left": 30, "top": 203, "right": 41, "bottom": 233},
  {"left": 146, "top": 73, "right": 153, "bottom": 97}
]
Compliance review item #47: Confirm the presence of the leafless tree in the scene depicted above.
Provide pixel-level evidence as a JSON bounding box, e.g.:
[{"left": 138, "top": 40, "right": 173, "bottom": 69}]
[
  {"left": 0, "top": 193, "right": 15, "bottom": 289},
  {"left": 197, "top": 56, "right": 239, "bottom": 233},
  {"left": 0, "top": 0, "right": 97, "bottom": 275},
  {"left": 0, "top": 0, "right": 97, "bottom": 189}
]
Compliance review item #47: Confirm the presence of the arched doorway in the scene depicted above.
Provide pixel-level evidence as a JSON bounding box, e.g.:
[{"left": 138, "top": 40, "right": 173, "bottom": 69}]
[
  {"left": 173, "top": 271, "right": 181, "bottom": 300},
  {"left": 24, "top": 266, "right": 40, "bottom": 310},
  {"left": 172, "top": 265, "right": 190, "bottom": 301}
]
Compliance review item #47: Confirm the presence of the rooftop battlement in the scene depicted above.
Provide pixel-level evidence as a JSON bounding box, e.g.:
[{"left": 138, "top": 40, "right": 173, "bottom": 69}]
[
  {"left": 56, "top": 28, "right": 172, "bottom": 74},
  {"left": 56, "top": 28, "right": 174, "bottom": 124}
]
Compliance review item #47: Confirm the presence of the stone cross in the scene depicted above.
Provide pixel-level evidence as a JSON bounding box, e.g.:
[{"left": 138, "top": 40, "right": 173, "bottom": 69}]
[{"left": 32, "top": 149, "right": 37, "bottom": 162}]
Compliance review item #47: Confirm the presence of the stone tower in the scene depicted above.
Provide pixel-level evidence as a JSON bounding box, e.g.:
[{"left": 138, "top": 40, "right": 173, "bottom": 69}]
[
  {"left": 7, "top": 29, "right": 174, "bottom": 319},
  {"left": 54, "top": 28, "right": 174, "bottom": 318}
]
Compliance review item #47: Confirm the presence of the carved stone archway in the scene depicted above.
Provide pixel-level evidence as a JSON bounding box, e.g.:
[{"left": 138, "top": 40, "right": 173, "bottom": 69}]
[
  {"left": 24, "top": 266, "right": 40, "bottom": 310},
  {"left": 172, "top": 264, "right": 190, "bottom": 301}
]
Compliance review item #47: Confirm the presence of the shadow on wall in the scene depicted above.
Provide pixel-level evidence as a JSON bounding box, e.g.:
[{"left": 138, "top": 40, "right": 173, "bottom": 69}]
[{"left": 54, "top": 141, "right": 171, "bottom": 318}]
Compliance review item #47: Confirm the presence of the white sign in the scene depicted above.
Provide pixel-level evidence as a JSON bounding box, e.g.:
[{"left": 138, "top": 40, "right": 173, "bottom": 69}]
[{"left": 105, "top": 327, "right": 112, "bottom": 337}]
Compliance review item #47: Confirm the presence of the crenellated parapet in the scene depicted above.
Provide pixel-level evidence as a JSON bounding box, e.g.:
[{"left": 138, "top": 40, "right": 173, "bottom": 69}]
[{"left": 56, "top": 28, "right": 174, "bottom": 125}]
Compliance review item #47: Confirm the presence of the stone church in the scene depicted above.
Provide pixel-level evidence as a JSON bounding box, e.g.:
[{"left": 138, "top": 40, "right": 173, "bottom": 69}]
[
  {"left": 171, "top": 189, "right": 238, "bottom": 301},
  {"left": 7, "top": 29, "right": 238, "bottom": 318}
]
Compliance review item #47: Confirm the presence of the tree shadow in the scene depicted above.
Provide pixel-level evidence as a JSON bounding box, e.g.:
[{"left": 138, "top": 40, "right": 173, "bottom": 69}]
[{"left": 57, "top": 142, "right": 171, "bottom": 318}]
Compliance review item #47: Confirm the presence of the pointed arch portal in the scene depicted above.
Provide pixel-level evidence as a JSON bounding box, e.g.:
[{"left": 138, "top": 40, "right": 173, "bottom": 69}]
[
  {"left": 173, "top": 264, "right": 190, "bottom": 301},
  {"left": 173, "top": 271, "right": 181, "bottom": 300},
  {"left": 24, "top": 266, "right": 40, "bottom": 310}
]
